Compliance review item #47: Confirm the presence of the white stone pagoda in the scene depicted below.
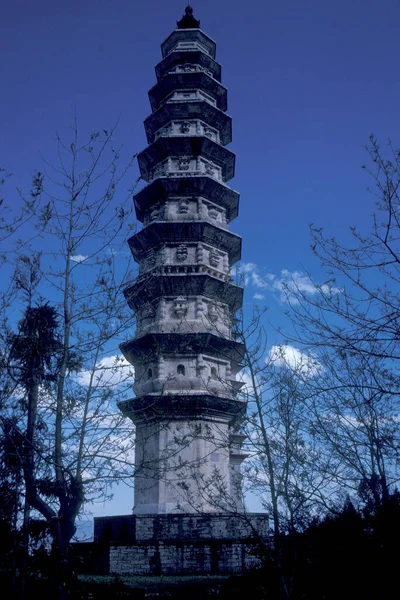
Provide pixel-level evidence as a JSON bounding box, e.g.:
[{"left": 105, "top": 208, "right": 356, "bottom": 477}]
[
  {"left": 91, "top": 7, "right": 267, "bottom": 575},
  {"left": 118, "top": 5, "right": 248, "bottom": 515}
]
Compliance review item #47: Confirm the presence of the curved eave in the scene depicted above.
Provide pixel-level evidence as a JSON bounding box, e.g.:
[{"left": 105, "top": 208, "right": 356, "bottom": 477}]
[
  {"left": 144, "top": 102, "right": 232, "bottom": 146},
  {"left": 124, "top": 274, "right": 243, "bottom": 313},
  {"left": 155, "top": 50, "right": 221, "bottom": 82},
  {"left": 120, "top": 332, "right": 245, "bottom": 363},
  {"left": 128, "top": 221, "right": 242, "bottom": 264},
  {"left": 133, "top": 177, "right": 239, "bottom": 223},
  {"left": 161, "top": 29, "right": 216, "bottom": 59},
  {"left": 118, "top": 394, "right": 245, "bottom": 424},
  {"left": 138, "top": 136, "right": 235, "bottom": 182},
  {"left": 149, "top": 72, "right": 227, "bottom": 112}
]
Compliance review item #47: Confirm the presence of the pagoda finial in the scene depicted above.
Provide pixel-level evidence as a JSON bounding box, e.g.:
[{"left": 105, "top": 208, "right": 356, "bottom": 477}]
[{"left": 177, "top": 3, "right": 200, "bottom": 29}]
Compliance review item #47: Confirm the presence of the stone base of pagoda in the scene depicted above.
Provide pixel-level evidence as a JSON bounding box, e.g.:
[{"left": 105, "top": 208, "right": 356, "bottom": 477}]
[{"left": 93, "top": 513, "right": 269, "bottom": 575}]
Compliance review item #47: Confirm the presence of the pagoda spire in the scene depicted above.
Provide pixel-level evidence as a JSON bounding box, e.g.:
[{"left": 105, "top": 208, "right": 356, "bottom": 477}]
[{"left": 177, "top": 4, "right": 200, "bottom": 29}]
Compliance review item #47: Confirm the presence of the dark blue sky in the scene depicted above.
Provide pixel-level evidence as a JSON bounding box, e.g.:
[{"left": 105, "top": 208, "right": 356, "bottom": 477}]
[
  {"left": 2, "top": 0, "right": 400, "bottom": 516},
  {"left": 3, "top": 0, "right": 400, "bottom": 269},
  {"left": 3, "top": 0, "right": 400, "bottom": 278}
]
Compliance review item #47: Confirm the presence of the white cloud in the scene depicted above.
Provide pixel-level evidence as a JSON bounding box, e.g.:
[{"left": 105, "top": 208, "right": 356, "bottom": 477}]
[
  {"left": 235, "top": 263, "right": 340, "bottom": 304},
  {"left": 232, "top": 262, "right": 256, "bottom": 285},
  {"left": 270, "top": 270, "right": 340, "bottom": 303},
  {"left": 253, "top": 293, "right": 266, "bottom": 300},
  {"left": 238, "top": 262, "right": 258, "bottom": 274},
  {"left": 70, "top": 254, "right": 88, "bottom": 263},
  {"left": 238, "top": 370, "right": 254, "bottom": 396},
  {"left": 268, "top": 344, "right": 323, "bottom": 377},
  {"left": 76, "top": 354, "right": 134, "bottom": 388}
]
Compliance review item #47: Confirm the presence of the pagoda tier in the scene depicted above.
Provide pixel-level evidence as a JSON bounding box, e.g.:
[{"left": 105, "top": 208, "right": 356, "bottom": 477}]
[
  {"left": 128, "top": 221, "right": 241, "bottom": 264},
  {"left": 161, "top": 28, "right": 216, "bottom": 59},
  {"left": 133, "top": 177, "right": 239, "bottom": 223},
  {"left": 144, "top": 102, "right": 232, "bottom": 146},
  {"left": 138, "top": 136, "right": 235, "bottom": 182},
  {"left": 124, "top": 274, "right": 243, "bottom": 312},
  {"left": 148, "top": 72, "right": 228, "bottom": 112},
  {"left": 119, "top": 395, "right": 245, "bottom": 425},
  {"left": 119, "top": 8, "right": 247, "bottom": 514},
  {"left": 155, "top": 50, "right": 222, "bottom": 83},
  {"left": 121, "top": 332, "right": 244, "bottom": 366}
]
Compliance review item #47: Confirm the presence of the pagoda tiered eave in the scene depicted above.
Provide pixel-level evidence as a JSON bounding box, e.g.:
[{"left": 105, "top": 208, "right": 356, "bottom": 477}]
[
  {"left": 144, "top": 102, "right": 232, "bottom": 146},
  {"left": 133, "top": 177, "right": 239, "bottom": 223},
  {"left": 155, "top": 50, "right": 221, "bottom": 82},
  {"left": 161, "top": 29, "right": 217, "bottom": 59},
  {"left": 123, "top": 273, "right": 243, "bottom": 313},
  {"left": 118, "top": 394, "right": 246, "bottom": 425},
  {"left": 138, "top": 136, "right": 235, "bottom": 182},
  {"left": 127, "top": 220, "right": 242, "bottom": 264},
  {"left": 120, "top": 332, "right": 245, "bottom": 364},
  {"left": 148, "top": 72, "right": 227, "bottom": 112}
]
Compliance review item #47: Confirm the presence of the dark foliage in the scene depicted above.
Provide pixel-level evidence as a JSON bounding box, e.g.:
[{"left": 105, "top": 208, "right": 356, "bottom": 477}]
[
  {"left": 1, "top": 493, "right": 398, "bottom": 599},
  {"left": 9, "top": 303, "right": 63, "bottom": 386},
  {"left": 220, "top": 492, "right": 400, "bottom": 600}
]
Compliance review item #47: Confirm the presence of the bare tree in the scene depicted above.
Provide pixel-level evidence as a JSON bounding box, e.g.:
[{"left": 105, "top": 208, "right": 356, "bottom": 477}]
[
  {"left": 233, "top": 310, "right": 331, "bottom": 536},
  {"left": 282, "top": 136, "right": 400, "bottom": 505},
  {"left": 296, "top": 348, "right": 399, "bottom": 506},
  {"left": 0, "top": 123, "right": 138, "bottom": 597}
]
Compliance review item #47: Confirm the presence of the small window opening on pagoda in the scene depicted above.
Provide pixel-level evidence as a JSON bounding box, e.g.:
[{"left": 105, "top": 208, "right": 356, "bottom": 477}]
[
  {"left": 211, "top": 367, "right": 218, "bottom": 380},
  {"left": 177, "top": 364, "right": 185, "bottom": 376},
  {"left": 147, "top": 368, "right": 153, "bottom": 380}
]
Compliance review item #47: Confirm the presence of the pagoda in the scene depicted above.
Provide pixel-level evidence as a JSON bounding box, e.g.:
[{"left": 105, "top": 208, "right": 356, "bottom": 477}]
[
  {"left": 118, "top": 4, "right": 247, "bottom": 515},
  {"left": 92, "top": 6, "right": 268, "bottom": 575}
]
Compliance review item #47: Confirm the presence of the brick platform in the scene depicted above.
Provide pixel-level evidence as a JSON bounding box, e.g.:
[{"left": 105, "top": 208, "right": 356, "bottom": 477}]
[{"left": 94, "top": 513, "right": 268, "bottom": 575}]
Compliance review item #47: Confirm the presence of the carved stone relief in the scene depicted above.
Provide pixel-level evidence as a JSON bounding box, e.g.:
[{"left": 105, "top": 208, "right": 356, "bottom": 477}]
[
  {"left": 209, "top": 249, "right": 220, "bottom": 268},
  {"left": 178, "top": 158, "right": 190, "bottom": 171},
  {"left": 174, "top": 296, "right": 188, "bottom": 318},
  {"left": 208, "top": 302, "right": 218, "bottom": 322},
  {"left": 208, "top": 206, "right": 219, "bottom": 220},
  {"left": 196, "top": 244, "right": 204, "bottom": 263},
  {"left": 158, "top": 355, "right": 166, "bottom": 378},
  {"left": 195, "top": 297, "right": 205, "bottom": 318},
  {"left": 182, "top": 63, "right": 197, "bottom": 72},
  {"left": 176, "top": 244, "right": 188, "bottom": 262},
  {"left": 177, "top": 198, "right": 189, "bottom": 214},
  {"left": 180, "top": 121, "right": 191, "bottom": 134}
]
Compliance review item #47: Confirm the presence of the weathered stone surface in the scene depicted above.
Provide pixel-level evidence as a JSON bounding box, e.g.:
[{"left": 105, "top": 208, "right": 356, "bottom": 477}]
[
  {"left": 109, "top": 540, "right": 262, "bottom": 575},
  {"left": 95, "top": 513, "right": 268, "bottom": 542},
  {"left": 95, "top": 513, "right": 268, "bottom": 575}
]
